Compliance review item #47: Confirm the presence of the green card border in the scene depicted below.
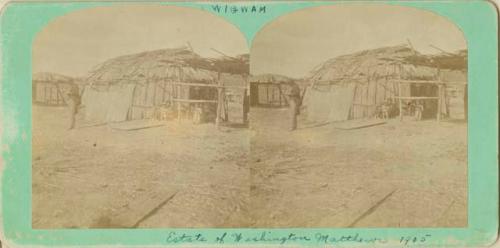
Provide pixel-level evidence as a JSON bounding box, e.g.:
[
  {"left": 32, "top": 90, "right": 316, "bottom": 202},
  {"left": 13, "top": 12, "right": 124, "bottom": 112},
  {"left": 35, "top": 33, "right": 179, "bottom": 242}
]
[{"left": 1, "top": 0, "right": 498, "bottom": 247}]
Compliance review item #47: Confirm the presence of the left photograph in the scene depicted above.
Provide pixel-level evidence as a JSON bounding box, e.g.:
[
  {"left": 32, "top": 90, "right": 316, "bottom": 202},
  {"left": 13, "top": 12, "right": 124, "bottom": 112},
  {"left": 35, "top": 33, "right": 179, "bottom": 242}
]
[{"left": 32, "top": 5, "right": 250, "bottom": 228}]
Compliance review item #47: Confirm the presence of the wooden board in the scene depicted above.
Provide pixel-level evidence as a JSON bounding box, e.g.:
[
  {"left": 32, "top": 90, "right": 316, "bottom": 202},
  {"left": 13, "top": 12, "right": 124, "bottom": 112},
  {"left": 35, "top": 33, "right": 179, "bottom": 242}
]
[
  {"left": 110, "top": 190, "right": 178, "bottom": 228},
  {"left": 172, "top": 98, "right": 218, "bottom": 103},
  {"left": 333, "top": 119, "right": 386, "bottom": 130},
  {"left": 317, "top": 186, "right": 396, "bottom": 227},
  {"left": 109, "top": 119, "right": 165, "bottom": 131}
]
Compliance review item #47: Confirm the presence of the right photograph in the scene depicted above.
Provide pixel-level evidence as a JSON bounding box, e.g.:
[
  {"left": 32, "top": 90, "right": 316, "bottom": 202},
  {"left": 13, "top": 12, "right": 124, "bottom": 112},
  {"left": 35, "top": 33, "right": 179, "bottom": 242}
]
[{"left": 249, "top": 4, "right": 467, "bottom": 227}]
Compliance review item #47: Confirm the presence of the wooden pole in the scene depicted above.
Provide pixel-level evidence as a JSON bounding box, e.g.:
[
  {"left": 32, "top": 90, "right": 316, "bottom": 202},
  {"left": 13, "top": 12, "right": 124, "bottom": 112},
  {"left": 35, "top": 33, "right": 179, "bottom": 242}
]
[
  {"left": 55, "top": 85, "right": 60, "bottom": 105},
  {"left": 177, "top": 67, "right": 183, "bottom": 122},
  {"left": 398, "top": 81, "right": 403, "bottom": 121},
  {"left": 365, "top": 82, "right": 369, "bottom": 117},
  {"left": 144, "top": 83, "right": 149, "bottom": 104},
  {"left": 153, "top": 82, "right": 157, "bottom": 106},
  {"left": 243, "top": 89, "right": 248, "bottom": 123},
  {"left": 129, "top": 84, "right": 137, "bottom": 120},
  {"left": 216, "top": 72, "right": 223, "bottom": 126},
  {"left": 266, "top": 84, "right": 269, "bottom": 104},
  {"left": 172, "top": 99, "right": 218, "bottom": 103},
  {"left": 177, "top": 84, "right": 181, "bottom": 122},
  {"left": 161, "top": 81, "right": 165, "bottom": 104},
  {"left": 437, "top": 84, "right": 442, "bottom": 122},
  {"left": 279, "top": 86, "right": 283, "bottom": 107},
  {"left": 170, "top": 81, "right": 174, "bottom": 106},
  {"left": 171, "top": 82, "right": 246, "bottom": 89},
  {"left": 48, "top": 86, "right": 52, "bottom": 104}
]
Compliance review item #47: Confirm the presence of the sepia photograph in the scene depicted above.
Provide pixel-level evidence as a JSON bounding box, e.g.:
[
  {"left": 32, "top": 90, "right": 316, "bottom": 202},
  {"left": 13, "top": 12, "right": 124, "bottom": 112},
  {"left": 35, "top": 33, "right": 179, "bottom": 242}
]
[
  {"left": 32, "top": 5, "right": 251, "bottom": 228},
  {"left": 32, "top": 4, "right": 467, "bottom": 229},
  {"left": 248, "top": 4, "right": 467, "bottom": 227}
]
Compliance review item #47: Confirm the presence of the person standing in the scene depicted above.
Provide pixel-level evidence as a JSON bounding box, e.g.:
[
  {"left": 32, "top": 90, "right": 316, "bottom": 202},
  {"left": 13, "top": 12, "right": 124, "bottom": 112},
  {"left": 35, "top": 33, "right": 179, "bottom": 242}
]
[
  {"left": 64, "top": 85, "right": 81, "bottom": 130},
  {"left": 243, "top": 89, "right": 250, "bottom": 124},
  {"left": 282, "top": 81, "right": 301, "bottom": 131}
]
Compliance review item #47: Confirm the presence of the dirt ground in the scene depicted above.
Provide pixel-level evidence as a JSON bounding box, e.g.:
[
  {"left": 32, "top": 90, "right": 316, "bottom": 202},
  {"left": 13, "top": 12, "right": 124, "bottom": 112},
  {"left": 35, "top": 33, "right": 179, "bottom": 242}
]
[
  {"left": 249, "top": 107, "right": 467, "bottom": 227},
  {"left": 32, "top": 105, "right": 467, "bottom": 228},
  {"left": 32, "top": 105, "right": 251, "bottom": 228}
]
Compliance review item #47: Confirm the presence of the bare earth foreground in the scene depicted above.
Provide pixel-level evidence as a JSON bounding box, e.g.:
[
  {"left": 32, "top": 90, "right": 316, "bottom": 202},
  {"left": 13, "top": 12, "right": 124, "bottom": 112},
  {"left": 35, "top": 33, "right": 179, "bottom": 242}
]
[
  {"left": 249, "top": 108, "right": 467, "bottom": 227},
  {"left": 32, "top": 105, "right": 467, "bottom": 228},
  {"left": 32, "top": 105, "right": 251, "bottom": 228}
]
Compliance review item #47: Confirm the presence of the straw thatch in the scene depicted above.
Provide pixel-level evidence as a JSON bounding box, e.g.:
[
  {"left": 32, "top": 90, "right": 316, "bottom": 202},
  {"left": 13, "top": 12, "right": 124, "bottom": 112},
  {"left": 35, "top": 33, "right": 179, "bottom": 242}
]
[
  {"left": 87, "top": 47, "right": 217, "bottom": 85},
  {"left": 212, "top": 54, "right": 249, "bottom": 75},
  {"left": 309, "top": 45, "right": 451, "bottom": 83},
  {"left": 414, "top": 49, "right": 467, "bottom": 71},
  {"left": 87, "top": 47, "right": 249, "bottom": 86}
]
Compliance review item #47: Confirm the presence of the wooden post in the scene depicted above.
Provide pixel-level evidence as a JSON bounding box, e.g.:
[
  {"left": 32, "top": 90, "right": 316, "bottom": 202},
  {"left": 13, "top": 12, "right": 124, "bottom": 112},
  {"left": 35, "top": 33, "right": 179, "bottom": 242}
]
[
  {"left": 144, "top": 83, "right": 149, "bottom": 105},
  {"left": 216, "top": 72, "right": 223, "bottom": 127},
  {"left": 373, "top": 80, "right": 378, "bottom": 115},
  {"left": 279, "top": 86, "right": 283, "bottom": 107},
  {"left": 48, "top": 86, "right": 52, "bottom": 104},
  {"left": 243, "top": 89, "right": 248, "bottom": 123},
  {"left": 437, "top": 84, "right": 442, "bottom": 122},
  {"left": 177, "top": 84, "right": 181, "bottom": 122},
  {"left": 152, "top": 82, "right": 157, "bottom": 106},
  {"left": 266, "top": 84, "right": 269, "bottom": 105},
  {"left": 170, "top": 81, "right": 174, "bottom": 106},
  {"left": 56, "top": 85, "right": 60, "bottom": 105},
  {"left": 398, "top": 81, "right": 403, "bottom": 121},
  {"left": 365, "top": 83, "right": 369, "bottom": 118},
  {"left": 161, "top": 81, "right": 166, "bottom": 104},
  {"left": 243, "top": 74, "right": 249, "bottom": 124},
  {"left": 177, "top": 67, "right": 183, "bottom": 122}
]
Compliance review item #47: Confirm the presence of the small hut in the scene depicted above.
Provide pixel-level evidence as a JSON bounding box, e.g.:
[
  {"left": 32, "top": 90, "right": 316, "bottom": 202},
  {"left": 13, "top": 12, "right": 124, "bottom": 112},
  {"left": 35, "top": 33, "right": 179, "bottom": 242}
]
[
  {"left": 82, "top": 47, "right": 249, "bottom": 124},
  {"left": 32, "top": 72, "right": 78, "bottom": 106},
  {"left": 249, "top": 74, "right": 300, "bottom": 107},
  {"left": 304, "top": 45, "right": 467, "bottom": 123}
]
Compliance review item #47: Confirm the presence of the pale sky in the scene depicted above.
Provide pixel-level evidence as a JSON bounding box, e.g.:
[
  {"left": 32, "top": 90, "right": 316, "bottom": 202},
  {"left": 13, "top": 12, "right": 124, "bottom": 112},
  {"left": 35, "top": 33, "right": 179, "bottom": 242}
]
[
  {"left": 33, "top": 5, "right": 248, "bottom": 77},
  {"left": 250, "top": 4, "right": 467, "bottom": 78}
]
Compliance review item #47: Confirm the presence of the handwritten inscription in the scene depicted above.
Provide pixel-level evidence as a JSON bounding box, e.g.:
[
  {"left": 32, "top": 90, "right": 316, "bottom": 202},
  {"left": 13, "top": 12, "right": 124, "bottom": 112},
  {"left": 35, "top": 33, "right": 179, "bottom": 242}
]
[
  {"left": 400, "top": 234, "right": 432, "bottom": 246},
  {"left": 210, "top": 4, "right": 266, "bottom": 14},
  {"left": 165, "top": 231, "right": 432, "bottom": 246},
  {"left": 227, "top": 232, "right": 311, "bottom": 244},
  {"left": 315, "top": 233, "right": 388, "bottom": 244},
  {"left": 166, "top": 232, "right": 207, "bottom": 243}
]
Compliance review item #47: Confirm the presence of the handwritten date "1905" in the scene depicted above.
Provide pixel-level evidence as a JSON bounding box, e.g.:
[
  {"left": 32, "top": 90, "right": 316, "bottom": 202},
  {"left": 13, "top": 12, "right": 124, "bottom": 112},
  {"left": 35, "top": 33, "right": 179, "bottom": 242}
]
[{"left": 400, "top": 234, "right": 432, "bottom": 246}]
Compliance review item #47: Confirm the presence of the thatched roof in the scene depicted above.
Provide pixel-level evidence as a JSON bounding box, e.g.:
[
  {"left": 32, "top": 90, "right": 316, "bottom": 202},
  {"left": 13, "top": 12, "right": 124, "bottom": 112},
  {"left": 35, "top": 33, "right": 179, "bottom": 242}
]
[
  {"left": 212, "top": 54, "right": 249, "bottom": 75},
  {"left": 250, "top": 73, "right": 295, "bottom": 84},
  {"left": 33, "top": 72, "right": 73, "bottom": 83},
  {"left": 86, "top": 47, "right": 248, "bottom": 85},
  {"left": 422, "top": 49, "right": 467, "bottom": 71},
  {"left": 309, "top": 45, "right": 467, "bottom": 83}
]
